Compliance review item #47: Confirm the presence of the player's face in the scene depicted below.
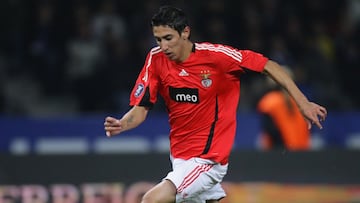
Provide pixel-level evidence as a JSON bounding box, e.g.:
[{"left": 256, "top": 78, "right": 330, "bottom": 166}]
[{"left": 153, "top": 25, "right": 190, "bottom": 62}]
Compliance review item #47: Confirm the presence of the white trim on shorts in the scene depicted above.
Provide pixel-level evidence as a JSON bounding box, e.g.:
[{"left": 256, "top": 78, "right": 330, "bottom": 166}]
[{"left": 164, "top": 157, "right": 228, "bottom": 203}]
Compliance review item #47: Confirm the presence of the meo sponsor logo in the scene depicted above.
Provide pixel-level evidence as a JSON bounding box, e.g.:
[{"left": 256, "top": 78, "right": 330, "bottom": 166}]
[
  {"left": 175, "top": 94, "right": 198, "bottom": 103},
  {"left": 169, "top": 86, "right": 199, "bottom": 104}
]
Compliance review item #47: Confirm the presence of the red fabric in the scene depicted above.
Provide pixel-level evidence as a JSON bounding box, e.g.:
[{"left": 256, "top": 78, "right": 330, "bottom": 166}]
[{"left": 130, "top": 42, "right": 268, "bottom": 164}]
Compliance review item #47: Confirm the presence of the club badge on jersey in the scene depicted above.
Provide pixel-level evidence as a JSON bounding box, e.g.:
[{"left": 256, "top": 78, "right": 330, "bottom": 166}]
[
  {"left": 200, "top": 70, "right": 212, "bottom": 88},
  {"left": 134, "top": 83, "right": 145, "bottom": 97}
]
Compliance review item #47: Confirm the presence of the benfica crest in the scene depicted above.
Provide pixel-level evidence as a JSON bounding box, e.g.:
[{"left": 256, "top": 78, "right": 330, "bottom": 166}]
[{"left": 200, "top": 70, "right": 212, "bottom": 88}]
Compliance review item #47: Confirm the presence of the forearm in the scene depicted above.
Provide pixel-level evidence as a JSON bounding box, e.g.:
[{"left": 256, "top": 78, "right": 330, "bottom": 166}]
[
  {"left": 104, "top": 106, "right": 148, "bottom": 137},
  {"left": 120, "top": 106, "right": 148, "bottom": 132},
  {"left": 263, "top": 60, "right": 327, "bottom": 129},
  {"left": 263, "top": 60, "right": 309, "bottom": 110}
]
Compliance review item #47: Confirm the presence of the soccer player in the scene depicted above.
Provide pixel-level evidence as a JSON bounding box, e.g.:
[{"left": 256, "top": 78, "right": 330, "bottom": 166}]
[{"left": 104, "top": 6, "right": 327, "bottom": 203}]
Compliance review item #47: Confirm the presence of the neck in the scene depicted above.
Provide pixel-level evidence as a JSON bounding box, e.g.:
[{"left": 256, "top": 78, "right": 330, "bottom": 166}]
[{"left": 177, "top": 40, "right": 193, "bottom": 63}]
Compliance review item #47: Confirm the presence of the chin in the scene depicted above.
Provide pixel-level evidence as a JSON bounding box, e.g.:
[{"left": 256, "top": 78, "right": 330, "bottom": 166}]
[{"left": 169, "top": 55, "right": 177, "bottom": 61}]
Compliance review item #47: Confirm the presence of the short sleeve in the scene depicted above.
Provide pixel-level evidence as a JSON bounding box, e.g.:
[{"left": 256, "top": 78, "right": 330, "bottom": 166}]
[{"left": 129, "top": 52, "right": 159, "bottom": 108}]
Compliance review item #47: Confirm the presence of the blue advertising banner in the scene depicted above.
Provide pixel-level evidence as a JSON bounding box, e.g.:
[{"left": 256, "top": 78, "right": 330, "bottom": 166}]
[{"left": 0, "top": 112, "right": 359, "bottom": 153}]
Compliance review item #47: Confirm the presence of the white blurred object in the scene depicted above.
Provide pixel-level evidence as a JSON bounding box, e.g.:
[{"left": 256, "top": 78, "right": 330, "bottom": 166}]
[
  {"left": 310, "top": 133, "right": 326, "bottom": 150},
  {"left": 153, "top": 135, "right": 170, "bottom": 152},
  {"left": 35, "top": 137, "right": 89, "bottom": 154},
  {"left": 345, "top": 133, "right": 360, "bottom": 149},
  {"left": 10, "top": 137, "right": 30, "bottom": 155},
  {"left": 94, "top": 136, "right": 151, "bottom": 153}
]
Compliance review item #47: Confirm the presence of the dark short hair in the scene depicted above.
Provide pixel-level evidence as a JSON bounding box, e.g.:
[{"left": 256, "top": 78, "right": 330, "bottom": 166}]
[{"left": 151, "top": 6, "right": 189, "bottom": 35}]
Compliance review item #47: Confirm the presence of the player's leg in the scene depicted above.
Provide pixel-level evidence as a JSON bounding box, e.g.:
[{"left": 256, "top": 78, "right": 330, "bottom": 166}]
[
  {"left": 201, "top": 183, "right": 226, "bottom": 203},
  {"left": 141, "top": 179, "right": 176, "bottom": 203}
]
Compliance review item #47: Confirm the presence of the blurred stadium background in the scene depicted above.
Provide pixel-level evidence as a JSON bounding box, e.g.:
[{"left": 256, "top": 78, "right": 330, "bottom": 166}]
[{"left": 0, "top": 0, "right": 359, "bottom": 202}]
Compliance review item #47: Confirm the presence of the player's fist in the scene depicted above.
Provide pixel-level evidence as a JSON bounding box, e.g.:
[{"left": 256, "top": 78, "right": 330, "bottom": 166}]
[{"left": 104, "top": 116, "right": 123, "bottom": 137}]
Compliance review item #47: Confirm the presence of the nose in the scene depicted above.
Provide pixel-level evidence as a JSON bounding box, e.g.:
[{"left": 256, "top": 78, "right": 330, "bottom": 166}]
[{"left": 160, "top": 41, "right": 169, "bottom": 52}]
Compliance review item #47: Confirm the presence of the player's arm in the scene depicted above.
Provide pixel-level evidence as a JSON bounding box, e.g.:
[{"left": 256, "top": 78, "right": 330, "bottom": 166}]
[
  {"left": 104, "top": 105, "right": 149, "bottom": 137},
  {"left": 263, "top": 60, "right": 327, "bottom": 129}
]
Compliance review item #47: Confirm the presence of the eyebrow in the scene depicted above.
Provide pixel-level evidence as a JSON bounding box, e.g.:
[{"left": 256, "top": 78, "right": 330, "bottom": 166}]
[{"left": 155, "top": 34, "right": 172, "bottom": 39}]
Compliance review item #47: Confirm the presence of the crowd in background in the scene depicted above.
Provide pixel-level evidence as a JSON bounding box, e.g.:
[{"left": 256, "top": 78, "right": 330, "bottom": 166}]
[{"left": 0, "top": 0, "right": 359, "bottom": 116}]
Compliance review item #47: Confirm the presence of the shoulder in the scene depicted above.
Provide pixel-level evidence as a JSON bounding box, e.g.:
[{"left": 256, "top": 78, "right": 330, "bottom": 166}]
[
  {"left": 258, "top": 91, "right": 284, "bottom": 109},
  {"left": 144, "top": 46, "right": 165, "bottom": 65},
  {"left": 263, "top": 91, "right": 283, "bottom": 101},
  {"left": 195, "top": 42, "right": 237, "bottom": 51},
  {"left": 195, "top": 42, "right": 242, "bottom": 62},
  {"left": 148, "top": 46, "right": 163, "bottom": 57}
]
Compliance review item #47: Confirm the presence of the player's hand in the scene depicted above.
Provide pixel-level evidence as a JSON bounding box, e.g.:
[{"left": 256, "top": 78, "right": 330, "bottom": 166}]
[
  {"left": 104, "top": 116, "right": 125, "bottom": 137},
  {"left": 301, "top": 102, "right": 327, "bottom": 129}
]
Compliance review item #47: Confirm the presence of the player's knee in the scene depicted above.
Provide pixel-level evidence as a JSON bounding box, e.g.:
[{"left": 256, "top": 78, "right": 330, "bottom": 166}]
[
  {"left": 140, "top": 192, "right": 155, "bottom": 203},
  {"left": 141, "top": 193, "right": 175, "bottom": 203},
  {"left": 141, "top": 188, "right": 174, "bottom": 203}
]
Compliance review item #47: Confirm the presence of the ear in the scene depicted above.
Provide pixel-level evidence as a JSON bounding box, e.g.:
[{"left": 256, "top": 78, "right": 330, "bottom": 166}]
[{"left": 181, "top": 26, "right": 191, "bottom": 40}]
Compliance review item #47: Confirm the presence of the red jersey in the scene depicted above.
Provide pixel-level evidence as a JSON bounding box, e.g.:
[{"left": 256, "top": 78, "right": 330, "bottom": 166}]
[{"left": 130, "top": 42, "right": 268, "bottom": 164}]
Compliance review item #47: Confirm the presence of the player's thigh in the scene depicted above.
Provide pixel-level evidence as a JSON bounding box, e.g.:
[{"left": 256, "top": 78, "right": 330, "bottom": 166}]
[
  {"left": 141, "top": 179, "right": 176, "bottom": 203},
  {"left": 199, "top": 183, "right": 225, "bottom": 203},
  {"left": 175, "top": 162, "right": 227, "bottom": 202}
]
